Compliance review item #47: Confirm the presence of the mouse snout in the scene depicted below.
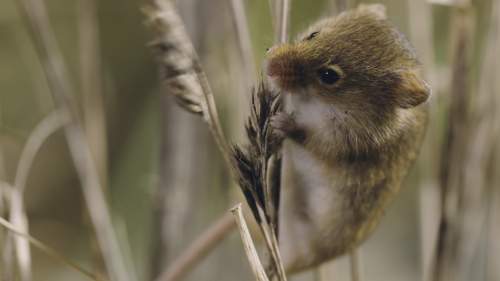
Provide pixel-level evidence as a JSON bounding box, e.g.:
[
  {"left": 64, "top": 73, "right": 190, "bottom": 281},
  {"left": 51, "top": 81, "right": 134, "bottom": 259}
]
[{"left": 265, "top": 45, "right": 307, "bottom": 90}]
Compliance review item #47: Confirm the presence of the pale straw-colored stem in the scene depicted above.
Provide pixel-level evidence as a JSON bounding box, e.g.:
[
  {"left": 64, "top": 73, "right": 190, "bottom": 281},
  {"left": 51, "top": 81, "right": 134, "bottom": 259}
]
[
  {"left": 5, "top": 110, "right": 68, "bottom": 281},
  {"left": 155, "top": 213, "right": 236, "bottom": 281},
  {"left": 150, "top": 0, "right": 233, "bottom": 169},
  {"left": 14, "top": 1, "right": 132, "bottom": 280},
  {"left": 0, "top": 215, "right": 104, "bottom": 281},
  {"left": 231, "top": 204, "right": 270, "bottom": 281},
  {"left": 349, "top": 249, "right": 362, "bottom": 281},
  {"left": 275, "top": 0, "right": 290, "bottom": 43},
  {"left": 229, "top": 0, "right": 257, "bottom": 83}
]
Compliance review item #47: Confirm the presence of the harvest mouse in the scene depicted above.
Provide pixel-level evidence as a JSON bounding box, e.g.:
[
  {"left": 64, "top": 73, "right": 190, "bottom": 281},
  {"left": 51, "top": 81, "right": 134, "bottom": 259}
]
[{"left": 266, "top": 4, "right": 429, "bottom": 273}]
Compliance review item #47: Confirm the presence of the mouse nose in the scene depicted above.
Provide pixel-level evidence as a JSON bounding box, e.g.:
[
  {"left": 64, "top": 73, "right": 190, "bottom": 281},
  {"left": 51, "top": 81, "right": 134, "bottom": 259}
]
[
  {"left": 266, "top": 45, "right": 300, "bottom": 76},
  {"left": 265, "top": 45, "right": 306, "bottom": 90}
]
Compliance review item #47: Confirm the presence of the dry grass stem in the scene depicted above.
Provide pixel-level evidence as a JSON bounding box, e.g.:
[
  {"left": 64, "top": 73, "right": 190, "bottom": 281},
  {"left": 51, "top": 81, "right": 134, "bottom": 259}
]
[
  {"left": 0, "top": 181, "right": 14, "bottom": 281},
  {"left": 0, "top": 216, "right": 105, "bottom": 281},
  {"left": 407, "top": 1, "right": 438, "bottom": 280},
  {"left": 146, "top": 1, "right": 203, "bottom": 115},
  {"left": 230, "top": 204, "right": 270, "bottom": 281},
  {"left": 13, "top": 110, "right": 68, "bottom": 194},
  {"left": 427, "top": 0, "right": 459, "bottom": 6},
  {"left": 275, "top": 0, "right": 290, "bottom": 43},
  {"left": 78, "top": 0, "right": 110, "bottom": 275},
  {"left": 156, "top": 213, "right": 237, "bottom": 281},
  {"left": 267, "top": 0, "right": 277, "bottom": 34},
  {"left": 349, "top": 249, "right": 362, "bottom": 281},
  {"left": 78, "top": 0, "right": 108, "bottom": 188},
  {"left": 15, "top": 1, "right": 132, "bottom": 281},
  {"left": 229, "top": 0, "right": 257, "bottom": 84},
  {"left": 232, "top": 83, "right": 286, "bottom": 281},
  {"left": 0, "top": 148, "right": 6, "bottom": 181},
  {"left": 267, "top": 0, "right": 288, "bottom": 42},
  {"left": 146, "top": 0, "right": 233, "bottom": 168},
  {"left": 147, "top": 1, "right": 288, "bottom": 280},
  {"left": 433, "top": 1, "right": 473, "bottom": 281},
  {"left": 145, "top": 2, "right": 256, "bottom": 280},
  {"left": 487, "top": 2, "right": 500, "bottom": 279},
  {"left": 0, "top": 110, "right": 68, "bottom": 281},
  {"left": 7, "top": 110, "right": 69, "bottom": 281},
  {"left": 486, "top": 174, "right": 500, "bottom": 281},
  {"left": 463, "top": 0, "right": 500, "bottom": 279}
]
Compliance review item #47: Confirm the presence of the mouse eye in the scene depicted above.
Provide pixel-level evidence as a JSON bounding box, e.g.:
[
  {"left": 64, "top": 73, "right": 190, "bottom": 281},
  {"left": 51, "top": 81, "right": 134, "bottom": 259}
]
[
  {"left": 305, "top": 31, "right": 319, "bottom": 40},
  {"left": 317, "top": 66, "right": 342, "bottom": 85}
]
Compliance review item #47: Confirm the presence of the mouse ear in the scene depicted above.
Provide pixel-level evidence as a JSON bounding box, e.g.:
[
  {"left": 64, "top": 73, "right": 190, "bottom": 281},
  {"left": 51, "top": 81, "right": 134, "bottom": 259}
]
[
  {"left": 393, "top": 69, "right": 430, "bottom": 109},
  {"left": 357, "top": 4, "right": 387, "bottom": 20}
]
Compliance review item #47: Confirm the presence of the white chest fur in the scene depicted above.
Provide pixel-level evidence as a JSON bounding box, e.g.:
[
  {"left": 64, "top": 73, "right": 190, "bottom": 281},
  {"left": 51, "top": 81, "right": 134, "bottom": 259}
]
[
  {"left": 284, "top": 91, "right": 337, "bottom": 132},
  {"left": 278, "top": 92, "right": 401, "bottom": 272},
  {"left": 278, "top": 94, "right": 355, "bottom": 270}
]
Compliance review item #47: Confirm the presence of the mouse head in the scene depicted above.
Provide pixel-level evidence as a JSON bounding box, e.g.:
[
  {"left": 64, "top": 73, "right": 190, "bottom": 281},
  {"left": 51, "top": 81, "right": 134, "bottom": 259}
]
[{"left": 266, "top": 4, "right": 430, "bottom": 113}]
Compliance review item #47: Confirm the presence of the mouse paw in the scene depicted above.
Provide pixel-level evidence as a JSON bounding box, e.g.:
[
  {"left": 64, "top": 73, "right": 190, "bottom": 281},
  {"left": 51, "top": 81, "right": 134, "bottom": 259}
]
[
  {"left": 270, "top": 112, "right": 305, "bottom": 143},
  {"left": 270, "top": 112, "right": 295, "bottom": 138}
]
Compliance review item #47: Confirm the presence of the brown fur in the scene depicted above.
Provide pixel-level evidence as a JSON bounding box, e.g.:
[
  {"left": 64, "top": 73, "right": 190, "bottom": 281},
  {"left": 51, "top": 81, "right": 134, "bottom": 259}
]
[{"left": 265, "top": 4, "right": 430, "bottom": 273}]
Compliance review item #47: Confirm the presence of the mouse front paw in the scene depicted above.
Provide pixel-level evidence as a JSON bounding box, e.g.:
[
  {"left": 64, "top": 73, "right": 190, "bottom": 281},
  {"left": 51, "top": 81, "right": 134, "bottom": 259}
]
[
  {"left": 270, "top": 112, "right": 305, "bottom": 143},
  {"left": 270, "top": 112, "right": 296, "bottom": 138}
]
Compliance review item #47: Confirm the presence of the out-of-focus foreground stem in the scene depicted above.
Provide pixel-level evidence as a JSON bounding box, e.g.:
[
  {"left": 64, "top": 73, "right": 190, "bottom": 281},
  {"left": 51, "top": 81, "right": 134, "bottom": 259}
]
[{"left": 14, "top": 1, "right": 132, "bottom": 281}]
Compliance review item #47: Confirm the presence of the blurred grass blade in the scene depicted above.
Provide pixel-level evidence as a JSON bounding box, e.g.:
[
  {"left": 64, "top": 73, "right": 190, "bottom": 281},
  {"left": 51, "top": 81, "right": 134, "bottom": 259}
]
[
  {"left": 229, "top": 0, "right": 256, "bottom": 84},
  {"left": 14, "top": 1, "right": 133, "bottom": 280},
  {"left": 433, "top": 2, "right": 473, "bottom": 281},
  {"left": 275, "top": 0, "right": 290, "bottom": 43},
  {"left": 0, "top": 216, "right": 105, "bottom": 281},
  {"left": 155, "top": 213, "right": 236, "bottom": 281},
  {"left": 145, "top": 1, "right": 205, "bottom": 115},
  {"left": 6, "top": 110, "right": 68, "bottom": 281},
  {"left": 145, "top": 0, "right": 233, "bottom": 168}
]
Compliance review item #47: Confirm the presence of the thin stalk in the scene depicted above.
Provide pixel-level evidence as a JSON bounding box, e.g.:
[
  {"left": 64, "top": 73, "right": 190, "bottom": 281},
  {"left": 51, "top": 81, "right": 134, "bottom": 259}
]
[
  {"left": 155, "top": 213, "right": 236, "bottom": 281},
  {"left": 229, "top": 0, "right": 257, "bottom": 84},
  {"left": 275, "top": 0, "right": 290, "bottom": 43},
  {"left": 148, "top": 2, "right": 287, "bottom": 281},
  {"left": 13, "top": 111, "right": 68, "bottom": 198},
  {"left": 271, "top": 0, "right": 290, "bottom": 278},
  {"left": 78, "top": 0, "right": 107, "bottom": 185},
  {"left": 349, "top": 249, "right": 362, "bottom": 281},
  {"left": 78, "top": 0, "right": 109, "bottom": 276},
  {"left": 146, "top": 3, "right": 250, "bottom": 281},
  {"left": 460, "top": 0, "right": 500, "bottom": 279},
  {"left": 150, "top": 0, "right": 233, "bottom": 170},
  {"left": 0, "top": 146, "right": 5, "bottom": 181},
  {"left": 255, "top": 207, "right": 286, "bottom": 281},
  {"left": 0, "top": 216, "right": 105, "bottom": 281},
  {"left": 407, "top": 0, "right": 438, "bottom": 280},
  {"left": 267, "top": 0, "right": 277, "bottom": 34},
  {"left": 488, "top": 2, "right": 500, "bottom": 278},
  {"left": 433, "top": 2, "right": 473, "bottom": 281},
  {"left": 14, "top": 1, "right": 132, "bottom": 281},
  {"left": 9, "top": 110, "right": 69, "bottom": 281},
  {"left": 193, "top": 64, "right": 233, "bottom": 165},
  {"left": 0, "top": 181, "right": 14, "bottom": 281},
  {"left": 231, "top": 204, "right": 269, "bottom": 281}
]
